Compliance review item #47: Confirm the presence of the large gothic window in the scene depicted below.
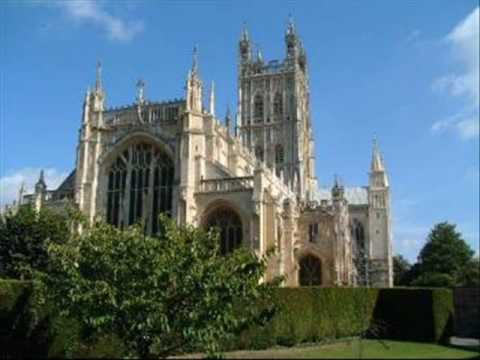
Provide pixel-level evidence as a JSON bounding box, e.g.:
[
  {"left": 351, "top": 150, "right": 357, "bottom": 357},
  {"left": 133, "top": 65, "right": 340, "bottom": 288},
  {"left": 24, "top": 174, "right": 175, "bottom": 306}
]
[
  {"left": 299, "top": 255, "right": 322, "bottom": 286},
  {"left": 106, "top": 142, "right": 174, "bottom": 234},
  {"left": 254, "top": 93, "right": 264, "bottom": 122},
  {"left": 275, "top": 144, "right": 284, "bottom": 165},
  {"left": 273, "top": 92, "right": 283, "bottom": 118},
  {"left": 205, "top": 207, "right": 243, "bottom": 255}
]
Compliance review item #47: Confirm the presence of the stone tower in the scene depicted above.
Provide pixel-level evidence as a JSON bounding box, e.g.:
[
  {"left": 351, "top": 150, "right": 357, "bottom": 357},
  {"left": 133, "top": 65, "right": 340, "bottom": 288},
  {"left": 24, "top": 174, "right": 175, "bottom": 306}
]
[
  {"left": 75, "top": 62, "right": 106, "bottom": 221},
  {"left": 367, "top": 139, "right": 393, "bottom": 287},
  {"left": 237, "top": 19, "right": 317, "bottom": 200}
]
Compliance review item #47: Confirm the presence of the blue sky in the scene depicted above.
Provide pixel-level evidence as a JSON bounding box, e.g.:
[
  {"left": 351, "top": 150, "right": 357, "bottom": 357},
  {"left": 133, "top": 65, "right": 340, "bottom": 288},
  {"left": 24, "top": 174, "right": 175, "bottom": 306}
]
[{"left": 1, "top": 0, "right": 478, "bottom": 262}]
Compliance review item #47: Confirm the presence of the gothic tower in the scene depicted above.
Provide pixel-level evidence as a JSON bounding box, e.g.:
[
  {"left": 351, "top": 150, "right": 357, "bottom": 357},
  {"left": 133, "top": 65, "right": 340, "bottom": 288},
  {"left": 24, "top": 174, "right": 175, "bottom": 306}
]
[
  {"left": 237, "top": 19, "right": 317, "bottom": 200},
  {"left": 75, "top": 62, "right": 106, "bottom": 221},
  {"left": 367, "top": 139, "right": 393, "bottom": 287}
]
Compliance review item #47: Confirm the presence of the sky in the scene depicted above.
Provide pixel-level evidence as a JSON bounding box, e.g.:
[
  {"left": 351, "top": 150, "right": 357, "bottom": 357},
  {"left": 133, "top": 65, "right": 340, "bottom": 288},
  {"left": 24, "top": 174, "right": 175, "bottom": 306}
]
[{"left": 1, "top": 0, "right": 478, "bottom": 262}]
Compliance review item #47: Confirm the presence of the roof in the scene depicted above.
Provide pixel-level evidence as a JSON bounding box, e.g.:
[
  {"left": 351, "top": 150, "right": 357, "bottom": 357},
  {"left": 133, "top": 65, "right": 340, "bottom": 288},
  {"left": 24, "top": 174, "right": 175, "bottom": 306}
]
[{"left": 313, "top": 186, "right": 369, "bottom": 206}]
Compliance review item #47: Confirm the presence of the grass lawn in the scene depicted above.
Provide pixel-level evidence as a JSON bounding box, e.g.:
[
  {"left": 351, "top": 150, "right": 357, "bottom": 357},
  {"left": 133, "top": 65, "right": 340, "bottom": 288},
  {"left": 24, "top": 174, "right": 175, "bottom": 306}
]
[{"left": 218, "top": 340, "right": 480, "bottom": 359}]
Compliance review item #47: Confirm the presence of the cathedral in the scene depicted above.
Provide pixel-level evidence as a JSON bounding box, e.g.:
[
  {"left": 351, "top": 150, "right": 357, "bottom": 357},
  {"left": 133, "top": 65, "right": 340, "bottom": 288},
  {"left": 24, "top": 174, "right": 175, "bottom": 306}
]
[{"left": 16, "top": 21, "right": 393, "bottom": 287}]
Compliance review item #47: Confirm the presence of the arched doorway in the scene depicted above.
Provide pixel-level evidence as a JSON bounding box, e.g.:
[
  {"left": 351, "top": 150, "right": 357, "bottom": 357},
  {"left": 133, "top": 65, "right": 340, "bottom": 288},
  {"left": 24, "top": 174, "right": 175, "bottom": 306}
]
[
  {"left": 299, "top": 255, "right": 322, "bottom": 286},
  {"left": 105, "top": 141, "right": 174, "bottom": 234},
  {"left": 205, "top": 207, "right": 243, "bottom": 255}
]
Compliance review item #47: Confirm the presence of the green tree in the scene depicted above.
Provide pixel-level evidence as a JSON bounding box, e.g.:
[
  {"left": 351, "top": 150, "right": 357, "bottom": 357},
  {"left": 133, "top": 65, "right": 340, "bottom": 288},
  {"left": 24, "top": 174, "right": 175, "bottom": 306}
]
[
  {"left": 459, "top": 257, "right": 480, "bottom": 287},
  {"left": 35, "top": 214, "right": 276, "bottom": 358},
  {"left": 410, "top": 222, "right": 474, "bottom": 287},
  {"left": 393, "top": 255, "right": 411, "bottom": 286},
  {"left": 0, "top": 204, "right": 69, "bottom": 279}
]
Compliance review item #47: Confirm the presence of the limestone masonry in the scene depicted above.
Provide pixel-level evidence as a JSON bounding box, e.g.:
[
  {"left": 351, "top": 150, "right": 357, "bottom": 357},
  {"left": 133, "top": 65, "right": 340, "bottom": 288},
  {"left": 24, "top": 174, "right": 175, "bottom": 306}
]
[{"left": 15, "top": 21, "right": 393, "bottom": 287}]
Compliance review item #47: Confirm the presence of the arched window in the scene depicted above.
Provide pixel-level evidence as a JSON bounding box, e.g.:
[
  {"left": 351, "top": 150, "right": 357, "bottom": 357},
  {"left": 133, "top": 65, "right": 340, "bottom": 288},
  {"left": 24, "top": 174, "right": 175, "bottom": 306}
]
[
  {"left": 254, "top": 93, "right": 264, "bottom": 122},
  {"left": 273, "top": 92, "right": 283, "bottom": 118},
  {"left": 106, "top": 142, "right": 174, "bottom": 234},
  {"left": 299, "top": 255, "right": 322, "bottom": 286},
  {"left": 205, "top": 207, "right": 243, "bottom": 255}
]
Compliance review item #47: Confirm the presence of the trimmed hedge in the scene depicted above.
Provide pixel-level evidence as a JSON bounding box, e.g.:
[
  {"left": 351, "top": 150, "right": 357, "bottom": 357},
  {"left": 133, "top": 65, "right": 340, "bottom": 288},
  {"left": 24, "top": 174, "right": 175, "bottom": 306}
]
[{"left": 0, "top": 280, "right": 454, "bottom": 357}]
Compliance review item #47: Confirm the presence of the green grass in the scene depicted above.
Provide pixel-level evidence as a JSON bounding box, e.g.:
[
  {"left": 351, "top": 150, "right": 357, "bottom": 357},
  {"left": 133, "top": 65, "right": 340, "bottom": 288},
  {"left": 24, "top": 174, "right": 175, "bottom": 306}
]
[{"left": 219, "top": 340, "right": 480, "bottom": 359}]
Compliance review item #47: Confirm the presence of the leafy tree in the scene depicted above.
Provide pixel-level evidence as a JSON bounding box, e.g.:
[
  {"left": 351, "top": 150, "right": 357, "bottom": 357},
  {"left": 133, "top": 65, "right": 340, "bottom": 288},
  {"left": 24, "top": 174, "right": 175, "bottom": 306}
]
[
  {"left": 0, "top": 204, "right": 69, "bottom": 279},
  {"left": 409, "top": 222, "right": 475, "bottom": 287},
  {"left": 393, "top": 255, "right": 411, "bottom": 286},
  {"left": 34, "top": 214, "right": 276, "bottom": 358},
  {"left": 459, "top": 257, "right": 480, "bottom": 287}
]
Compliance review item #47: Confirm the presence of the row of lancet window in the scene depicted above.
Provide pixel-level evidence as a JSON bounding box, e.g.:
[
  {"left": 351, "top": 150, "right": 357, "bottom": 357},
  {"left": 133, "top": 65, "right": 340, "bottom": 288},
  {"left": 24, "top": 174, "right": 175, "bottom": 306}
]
[
  {"left": 253, "top": 93, "right": 283, "bottom": 122},
  {"left": 106, "top": 142, "right": 174, "bottom": 234}
]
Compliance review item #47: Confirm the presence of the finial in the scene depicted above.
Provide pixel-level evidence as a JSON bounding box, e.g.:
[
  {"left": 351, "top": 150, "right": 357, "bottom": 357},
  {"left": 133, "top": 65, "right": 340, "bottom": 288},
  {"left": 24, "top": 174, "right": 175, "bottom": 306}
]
[
  {"left": 192, "top": 44, "right": 199, "bottom": 74},
  {"left": 241, "top": 21, "right": 249, "bottom": 41},
  {"left": 95, "top": 60, "right": 102, "bottom": 91},
  {"left": 256, "top": 45, "right": 263, "bottom": 62},
  {"left": 136, "top": 79, "right": 145, "bottom": 104},
  {"left": 209, "top": 81, "right": 215, "bottom": 116},
  {"left": 287, "top": 14, "right": 295, "bottom": 35},
  {"left": 39, "top": 169, "right": 45, "bottom": 183},
  {"left": 225, "top": 104, "right": 231, "bottom": 131},
  {"left": 371, "top": 135, "right": 385, "bottom": 172}
]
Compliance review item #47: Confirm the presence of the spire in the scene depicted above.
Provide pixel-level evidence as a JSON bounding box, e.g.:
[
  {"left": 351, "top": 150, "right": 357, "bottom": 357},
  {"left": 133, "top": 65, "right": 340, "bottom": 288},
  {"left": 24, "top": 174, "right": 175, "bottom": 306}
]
[
  {"left": 286, "top": 14, "right": 296, "bottom": 35},
  {"left": 35, "top": 169, "right": 47, "bottom": 193},
  {"left": 241, "top": 22, "right": 249, "bottom": 42},
  {"left": 256, "top": 46, "right": 263, "bottom": 63},
  {"left": 186, "top": 45, "right": 203, "bottom": 113},
  {"left": 209, "top": 81, "right": 215, "bottom": 116},
  {"left": 371, "top": 136, "right": 385, "bottom": 172},
  {"left": 136, "top": 79, "right": 146, "bottom": 104},
  {"left": 225, "top": 104, "right": 232, "bottom": 132},
  {"left": 192, "top": 44, "right": 199, "bottom": 75},
  {"left": 17, "top": 181, "right": 25, "bottom": 205},
  {"left": 95, "top": 61, "right": 102, "bottom": 92}
]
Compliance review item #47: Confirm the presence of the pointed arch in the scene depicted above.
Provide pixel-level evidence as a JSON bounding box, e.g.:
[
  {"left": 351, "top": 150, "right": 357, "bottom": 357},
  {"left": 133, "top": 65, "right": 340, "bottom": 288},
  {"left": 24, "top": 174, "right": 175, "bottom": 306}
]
[
  {"left": 203, "top": 205, "right": 243, "bottom": 255},
  {"left": 298, "top": 254, "right": 322, "bottom": 286}
]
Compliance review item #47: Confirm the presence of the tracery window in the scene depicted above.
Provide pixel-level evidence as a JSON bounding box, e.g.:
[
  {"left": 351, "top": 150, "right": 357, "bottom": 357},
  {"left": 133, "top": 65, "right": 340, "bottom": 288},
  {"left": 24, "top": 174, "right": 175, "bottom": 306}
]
[
  {"left": 254, "top": 93, "right": 264, "bottom": 122},
  {"left": 299, "top": 255, "right": 322, "bottom": 286},
  {"left": 205, "top": 207, "right": 243, "bottom": 255},
  {"left": 106, "top": 142, "right": 174, "bottom": 234},
  {"left": 273, "top": 92, "right": 283, "bottom": 117},
  {"left": 353, "top": 220, "right": 365, "bottom": 251}
]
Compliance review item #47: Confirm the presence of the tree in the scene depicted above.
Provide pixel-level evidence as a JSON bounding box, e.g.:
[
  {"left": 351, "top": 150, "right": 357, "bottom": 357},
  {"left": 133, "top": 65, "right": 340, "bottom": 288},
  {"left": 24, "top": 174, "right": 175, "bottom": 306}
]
[
  {"left": 410, "top": 222, "right": 475, "bottom": 287},
  {"left": 0, "top": 204, "right": 70, "bottom": 279},
  {"left": 393, "top": 255, "right": 411, "bottom": 286},
  {"left": 34, "top": 214, "right": 276, "bottom": 358},
  {"left": 459, "top": 257, "right": 480, "bottom": 287}
]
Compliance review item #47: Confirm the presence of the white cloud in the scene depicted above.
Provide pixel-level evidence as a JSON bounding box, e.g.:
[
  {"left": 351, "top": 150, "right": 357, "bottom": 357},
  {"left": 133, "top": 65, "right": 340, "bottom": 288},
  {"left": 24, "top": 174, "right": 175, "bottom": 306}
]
[
  {"left": 431, "top": 7, "right": 479, "bottom": 140},
  {"left": 431, "top": 113, "right": 479, "bottom": 140},
  {"left": 0, "top": 168, "right": 69, "bottom": 209},
  {"left": 54, "top": 0, "right": 144, "bottom": 42}
]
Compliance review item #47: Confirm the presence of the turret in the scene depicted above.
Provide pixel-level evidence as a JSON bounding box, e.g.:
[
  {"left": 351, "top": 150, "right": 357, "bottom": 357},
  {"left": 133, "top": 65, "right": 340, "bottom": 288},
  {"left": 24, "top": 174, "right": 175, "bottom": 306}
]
[
  {"left": 225, "top": 104, "right": 232, "bottom": 134},
  {"left": 285, "top": 15, "right": 299, "bottom": 61},
  {"left": 209, "top": 81, "right": 215, "bottom": 117},
  {"left": 367, "top": 137, "right": 393, "bottom": 287},
  {"left": 92, "top": 61, "right": 105, "bottom": 112},
  {"left": 186, "top": 46, "right": 203, "bottom": 113},
  {"left": 34, "top": 170, "right": 47, "bottom": 211},
  {"left": 239, "top": 23, "right": 251, "bottom": 64}
]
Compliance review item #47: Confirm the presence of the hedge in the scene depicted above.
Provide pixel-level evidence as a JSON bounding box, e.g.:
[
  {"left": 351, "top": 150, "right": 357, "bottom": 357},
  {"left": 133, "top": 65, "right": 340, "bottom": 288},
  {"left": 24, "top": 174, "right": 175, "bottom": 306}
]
[{"left": 0, "top": 280, "right": 454, "bottom": 357}]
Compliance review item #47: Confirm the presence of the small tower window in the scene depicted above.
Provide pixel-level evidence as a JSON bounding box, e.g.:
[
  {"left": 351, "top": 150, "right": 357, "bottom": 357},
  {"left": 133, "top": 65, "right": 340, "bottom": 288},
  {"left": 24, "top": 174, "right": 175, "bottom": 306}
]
[{"left": 254, "top": 93, "right": 264, "bottom": 122}]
